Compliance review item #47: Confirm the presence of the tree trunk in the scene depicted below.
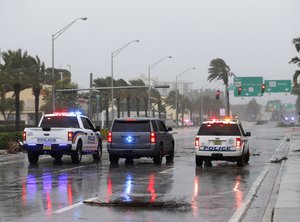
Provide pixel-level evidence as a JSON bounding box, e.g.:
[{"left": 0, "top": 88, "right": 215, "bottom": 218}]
[
  {"left": 158, "top": 100, "right": 162, "bottom": 119},
  {"left": 106, "top": 106, "right": 109, "bottom": 128},
  {"left": 33, "top": 87, "right": 41, "bottom": 126},
  {"left": 144, "top": 98, "right": 148, "bottom": 117},
  {"left": 117, "top": 98, "right": 121, "bottom": 118},
  {"left": 136, "top": 98, "right": 140, "bottom": 117},
  {"left": 14, "top": 83, "right": 21, "bottom": 131},
  {"left": 126, "top": 96, "right": 131, "bottom": 117},
  {"left": 225, "top": 85, "right": 230, "bottom": 116}
]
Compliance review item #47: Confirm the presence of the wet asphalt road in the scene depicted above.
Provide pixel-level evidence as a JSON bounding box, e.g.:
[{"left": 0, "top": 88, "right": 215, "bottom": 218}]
[{"left": 0, "top": 122, "right": 290, "bottom": 222}]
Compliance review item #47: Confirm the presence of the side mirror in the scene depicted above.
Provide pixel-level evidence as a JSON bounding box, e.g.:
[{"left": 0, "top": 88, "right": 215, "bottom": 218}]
[
  {"left": 95, "top": 126, "right": 101, "bottom": 132},
  {"left": 245, "top": 132, "right": 251, "bottom": 137},
  {"left": 167, "top": 127, "right": 173, "bottom": 132}
]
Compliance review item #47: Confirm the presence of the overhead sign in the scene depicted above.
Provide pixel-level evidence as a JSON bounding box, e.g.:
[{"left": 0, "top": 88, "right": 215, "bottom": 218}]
[
  {"left": 234, "top": 77, "right": 264, "bottom": 97},
  {"left": 265, "top": 80, "right": 291, "bottom": 93}
]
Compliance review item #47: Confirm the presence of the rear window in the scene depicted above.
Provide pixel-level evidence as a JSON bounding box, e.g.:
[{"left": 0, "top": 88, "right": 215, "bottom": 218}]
[
  {"left": 197, "top": 123, "right": 241, "bottom": 136},
  {"left": 40, "top": 116, "right": 80, "bottom": 128},
  {"left": 112, "top": 120, "right": 150, "bottom": 132}
]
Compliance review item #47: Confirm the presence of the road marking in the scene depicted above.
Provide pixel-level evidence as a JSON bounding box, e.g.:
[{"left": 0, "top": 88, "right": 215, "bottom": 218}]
[
  {"left": 158, "top": 168, "right": 174, "bottom": 174},
  {"left": 228, "top": 166, "right": 269, "bottom": 222},
  {"left": 54, "top": 197, "right": 98, "bottom": 214},
  {"left": 58, "top": 166, "right": 85, "bottom": 173}
]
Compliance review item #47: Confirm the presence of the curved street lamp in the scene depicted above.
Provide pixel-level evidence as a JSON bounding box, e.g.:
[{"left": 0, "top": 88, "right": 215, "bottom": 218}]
[
  {"left": 175, "top": 67, "right": 196, "bottom": 126},
  {"left": 147, "top": 56, "right": 172, "bottom": 117},
  {"left": 52, "top": 17, "right": 87, "bottom": 112},
  {"left": 111, "top": 40, "right": 139, "bottom": 122}
]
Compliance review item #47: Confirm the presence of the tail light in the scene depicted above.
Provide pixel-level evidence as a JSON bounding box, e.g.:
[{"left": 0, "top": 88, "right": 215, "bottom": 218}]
[
  {"left": 68, "top": 131, "right": 73, "bottom": 141},
  {"left": 195, "top": 137, "right": 200, "bottom": 147},
  {"left": 23, "top": 131, "right": 26, "bottom": 141},
  {"left": 107, "top": 131, "right": 112, "bottom": 143},
  {"left": 236, "top": 138, "right": 242, "bottom": 149},
  {"left": 150, "top": 132, "right": 156, "bottom": 143}
]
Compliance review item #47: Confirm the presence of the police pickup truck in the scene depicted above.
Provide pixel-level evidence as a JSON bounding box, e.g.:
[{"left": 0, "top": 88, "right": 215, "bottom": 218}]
[
  {"left": 23, "top": 112, "right": 102, "bottom": 164},
  {"left": 195, "top": 119, "right": 251, "bottom": 167}
]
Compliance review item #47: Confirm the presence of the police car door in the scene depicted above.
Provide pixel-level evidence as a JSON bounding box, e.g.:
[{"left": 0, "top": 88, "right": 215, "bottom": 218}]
[{"left": 81, "top": 117, "right": 98, "bottom": 151}]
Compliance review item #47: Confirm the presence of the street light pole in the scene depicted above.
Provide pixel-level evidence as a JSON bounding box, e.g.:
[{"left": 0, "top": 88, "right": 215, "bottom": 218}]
[
  {"left": 111, "top": 40, "right": 139, "bottom": 122},
  {"left": 51, "top": 17, "right": 87, "bottom": 113},
  {"left": 148, "top": 56, "right": 172, "bottom": 117},
  {"left": 175, "top": 67, "right": 196, "bottom": 127}
]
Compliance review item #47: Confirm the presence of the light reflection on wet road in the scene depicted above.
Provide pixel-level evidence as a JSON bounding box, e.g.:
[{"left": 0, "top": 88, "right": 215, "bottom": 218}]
[{"left": 0, "top": 122, "right": 289, "bottom": 222}]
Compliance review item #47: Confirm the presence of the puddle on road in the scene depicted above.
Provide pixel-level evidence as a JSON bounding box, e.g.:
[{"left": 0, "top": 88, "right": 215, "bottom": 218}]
[{"left": 83, "top": 197, "right": 191, "bottom": 212}]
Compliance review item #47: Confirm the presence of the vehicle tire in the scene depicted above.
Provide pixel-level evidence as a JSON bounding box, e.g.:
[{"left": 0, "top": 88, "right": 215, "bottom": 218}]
[
  {"left": 237, "top": 152, "right": 245, "bottom": 167},
  {"left": 166, "top": 144, "right": 174, "bottom": 163},
  {"left": 244, "top": 149, "right": 250, "bottom": 163},
  {"left": 109, "top": 154, "right": 119, "bottom": 165},
  {"left": 125, "top": 158, "right": 134, "bottom": 165},
  {"left": 93, "top": 141, "right": 102, "bottom": 161},
  {"left": 71, "top": 141, "right": 82, "bottom": 164},
  {"left": 153, "top": 145, "right": 163, "bottom": 165},
  {"left": 28, "top": 151, "right": 39, "bottom": 164},
  {"left": 195, "top": 156, "right": 203, "bottom": 166},
  {"left": 205, "top": 160, "right": 212, "bottom": 167}
]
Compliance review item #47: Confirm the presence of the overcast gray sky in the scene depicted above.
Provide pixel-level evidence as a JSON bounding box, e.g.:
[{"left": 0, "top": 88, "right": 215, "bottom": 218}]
[{"left": 1, "top": 0, "right": 300, "bottom": 105}]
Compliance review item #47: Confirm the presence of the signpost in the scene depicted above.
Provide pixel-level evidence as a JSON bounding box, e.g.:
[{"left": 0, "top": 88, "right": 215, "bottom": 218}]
[
  {"left": 265, "top": 80, "right": 291, "bottom": 93},
  {"left": 234, "top": 77, "right": 263, "bottom": 97}
]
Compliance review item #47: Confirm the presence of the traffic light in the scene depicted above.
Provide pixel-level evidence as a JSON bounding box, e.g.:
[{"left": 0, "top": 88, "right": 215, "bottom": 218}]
[
  {"left": 216, "top": 90, "right": 220, "bottom": 100},
  {"left": 238, "top": 87, "right": 242, "bottom": 96},
  {"left": 261, "top": 84, "right": 266, "bottom": 94}
]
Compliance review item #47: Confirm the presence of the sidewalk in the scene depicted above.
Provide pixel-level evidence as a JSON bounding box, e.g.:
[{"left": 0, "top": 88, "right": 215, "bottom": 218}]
[{"left": 273, "top": 130, "right": 300, "bottom": 221}]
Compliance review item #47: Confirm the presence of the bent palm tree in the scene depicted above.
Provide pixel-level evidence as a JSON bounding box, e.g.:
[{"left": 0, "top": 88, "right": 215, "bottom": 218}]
[
  {"left": 1, "top": 49, "right": 31, "bottom": 130},
  {"left": 207, "top": 58, "right": 234, "bottom": 116},
  {"left": 289, "top": 37, "right": 300, "bottom": 112}
]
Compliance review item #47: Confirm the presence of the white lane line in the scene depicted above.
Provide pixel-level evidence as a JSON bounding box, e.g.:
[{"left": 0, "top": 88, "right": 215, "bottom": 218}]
[
  {"left": 228, "top": 166, "right": 269, "bottom": 222},
  {"left": 54, "top": 197, "right": 98, "bottom": 214},
  {"left": 58, "top": 166, "right": 85, "bottom": 173},
  {"left": 159, "top": 168, "right": 174, "bottom": 174}
]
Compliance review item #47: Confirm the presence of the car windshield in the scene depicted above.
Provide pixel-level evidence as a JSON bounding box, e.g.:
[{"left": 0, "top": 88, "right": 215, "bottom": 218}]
[
  {"left": 112, "top": 120, "right": 151, "bottom": 132},
  {"left": 40, "top": 116, "right": 80, "bottom": 128},
  {"left": 197, "top": 123, "right": 241, "bottom": 136}
]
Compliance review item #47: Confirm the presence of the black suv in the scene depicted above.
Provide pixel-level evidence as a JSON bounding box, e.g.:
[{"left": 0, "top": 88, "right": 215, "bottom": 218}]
[{"left": 107, "top": 118, "right": 175, "bottom": 165}]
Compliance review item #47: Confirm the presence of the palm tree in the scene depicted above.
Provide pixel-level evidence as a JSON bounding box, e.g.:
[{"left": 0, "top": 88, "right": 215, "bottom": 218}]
[
  {"left": 1, "top": 49, "right": 31, "bottom": 130},
  {"left": 208, "top": 58, "right": 234, "bottom": 116},
  {"left": 129, "top": 79, "right": 146, "bottom": 117},
  {"left": 28, "top": 56, "right": 45, "bottom": 126},
  {"left": 115, "top": 79, "right": 129, "bottom": 118},
  {"left": 289, "top": 37, "right": 300, "bottom": 112},
  {"left": 94, "top": 77, "right": 110, "bottom": 128}
]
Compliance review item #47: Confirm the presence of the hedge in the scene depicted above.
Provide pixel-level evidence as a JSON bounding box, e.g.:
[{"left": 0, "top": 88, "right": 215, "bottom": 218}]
[{"left": 0, "top": 132, "right": 22, "bottom": 150}]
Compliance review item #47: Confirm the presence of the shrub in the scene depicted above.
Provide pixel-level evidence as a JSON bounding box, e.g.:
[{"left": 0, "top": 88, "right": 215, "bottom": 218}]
[
  {"left": 0, "top": 132, "right": 22, "bottom": 150},
  {"left": 100, "top": 128, "right": 109, "bottom": 140}
]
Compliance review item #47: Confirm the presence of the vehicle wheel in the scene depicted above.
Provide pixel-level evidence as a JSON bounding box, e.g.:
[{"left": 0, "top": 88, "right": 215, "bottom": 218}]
[
  {"left": 71, "top": 141, "right": 82, "bottom": 164},
  {"left": 93, "top": 142, "right": 102, "bottom": 161},
  {"left": 166, "top": 145, "right": 174, "bottom": 163},
  {"left": 153, "top": 145, "right": 163, "bottom": 165},
  {"left": 205, "top": 160, "right": 212, "bottom": 167},
  {"left": 28, "top": 151, "right": 39, "bottom": 164},
  {"left": 237, "top": 152, "right": 245, "bottom": 167},
  {"left": 244, "top": 149, "right": 250, "bottom": 163},
  {"left": 109, "top": 154, "right": 119, "bottom": 165},
  {"left": 195, "top": 156, "right": 203, "bottom": 166},
  {"left": 125, "top": 158, "right": 134, "bottom": 165}
]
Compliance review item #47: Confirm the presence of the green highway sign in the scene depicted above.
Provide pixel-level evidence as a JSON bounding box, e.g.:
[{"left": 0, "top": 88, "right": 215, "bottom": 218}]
[
  {"left": 234, "top": 77, "right": 264, "bottom": 97},
  {"left": 265, "top": 80, "right": 291, "bottom": 93}
]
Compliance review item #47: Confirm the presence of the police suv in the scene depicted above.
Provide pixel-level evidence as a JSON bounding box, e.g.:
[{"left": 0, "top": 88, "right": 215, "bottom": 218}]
[
  {"left": 194, "top": 119, "right": 251, "bottom": 167},
  {"left": 23, "top": 112, "right": 102, "bottom": 164}
]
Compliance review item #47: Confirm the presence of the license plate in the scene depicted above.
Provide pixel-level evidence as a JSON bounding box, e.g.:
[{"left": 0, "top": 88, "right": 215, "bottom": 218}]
[
  {"left": 213, "top": 140, "right": 222, "bottom": 145},
  {"left": 43, "top": 143, "right": 51, "bottom": 150}
]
